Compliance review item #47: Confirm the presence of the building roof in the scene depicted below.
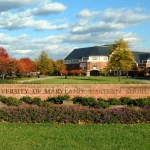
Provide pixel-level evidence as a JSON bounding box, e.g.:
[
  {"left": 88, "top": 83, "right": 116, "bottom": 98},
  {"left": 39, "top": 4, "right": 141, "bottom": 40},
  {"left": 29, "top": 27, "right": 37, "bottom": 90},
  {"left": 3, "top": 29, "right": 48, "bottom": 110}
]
[
  {"left": 64, "top": 46, "right": 109, "bottom": 60},
  {"left": 132, "top": 51, "right": 150, "bottom": 63},
  {"left": 65, "top": 46, "right": 150, "bottom": 63}
]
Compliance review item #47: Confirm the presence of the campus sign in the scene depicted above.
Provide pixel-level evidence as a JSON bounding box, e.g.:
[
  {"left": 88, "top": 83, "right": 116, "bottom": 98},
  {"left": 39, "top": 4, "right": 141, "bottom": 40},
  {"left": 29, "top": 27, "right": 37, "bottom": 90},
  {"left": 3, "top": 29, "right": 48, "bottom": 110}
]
[{"left": 0, "top": 84, "right": 150, "bottom": 99}]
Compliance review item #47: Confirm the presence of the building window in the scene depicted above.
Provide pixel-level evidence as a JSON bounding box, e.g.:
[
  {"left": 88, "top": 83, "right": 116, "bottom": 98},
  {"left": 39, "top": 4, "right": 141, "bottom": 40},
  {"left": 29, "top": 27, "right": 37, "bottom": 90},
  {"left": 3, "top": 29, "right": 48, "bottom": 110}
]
[
  {"left": 92, "top": 57, "right": 98, "bottom": 60},
  {"left": 82, "top": 57, "right": 89, "bottom": 61},
  {"left": 64, "top": 60, "right": 68, "bottom": 63},
  {"left": 80, "top": 63, "right": 86, "bottom": 69},
  {"left": 93, "top": 63, "right": 97, "bottom": 67},
  {"left": 142, "top": 60, "right": 147, "bottom": 63},
  {"left": 104, "top": 56, "right": 108, "bottom": 60},
  {"left": 140, "top": 66, "right": 145, "bottom": 71}
]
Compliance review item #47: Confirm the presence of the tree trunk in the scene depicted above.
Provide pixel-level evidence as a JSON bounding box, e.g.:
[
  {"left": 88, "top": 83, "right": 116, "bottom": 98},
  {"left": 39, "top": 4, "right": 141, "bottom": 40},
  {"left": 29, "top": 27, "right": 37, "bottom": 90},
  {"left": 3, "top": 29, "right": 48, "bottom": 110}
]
[
  {"left": 2, "top": 73, "right": 5, "bottom": 79},
  {"left": 126, "top": 72, "right": 128, "bottom": 78},
  {"left": 119, "top": 70, "right": 121, "bottom": 81}
]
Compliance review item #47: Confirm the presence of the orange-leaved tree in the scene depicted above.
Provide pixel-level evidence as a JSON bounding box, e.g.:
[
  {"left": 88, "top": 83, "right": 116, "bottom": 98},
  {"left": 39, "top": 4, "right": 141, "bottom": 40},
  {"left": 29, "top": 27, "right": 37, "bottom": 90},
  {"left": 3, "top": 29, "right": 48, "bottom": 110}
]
[
  {"left": 54, "top": 59, "right": 66, "bottom": 75},
  {"left": 16, "top": 58, "right": 35, "bottom": 73},
  {"left": 59, "top": 69, "right": 68, "bottom": 75},
  {"left": 0, "top": 47, "right": 17, "bottom": 78}
]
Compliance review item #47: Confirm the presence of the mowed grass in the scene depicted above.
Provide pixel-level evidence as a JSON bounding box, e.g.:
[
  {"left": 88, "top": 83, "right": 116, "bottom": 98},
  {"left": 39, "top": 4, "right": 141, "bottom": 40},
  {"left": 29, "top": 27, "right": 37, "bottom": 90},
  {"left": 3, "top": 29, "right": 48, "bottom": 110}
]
[
  {"left": 36, "top": 76, "right": 144, "bottom": 84},
  {"left": 0, "top": 124, "right": 149, "bottom": 150}
]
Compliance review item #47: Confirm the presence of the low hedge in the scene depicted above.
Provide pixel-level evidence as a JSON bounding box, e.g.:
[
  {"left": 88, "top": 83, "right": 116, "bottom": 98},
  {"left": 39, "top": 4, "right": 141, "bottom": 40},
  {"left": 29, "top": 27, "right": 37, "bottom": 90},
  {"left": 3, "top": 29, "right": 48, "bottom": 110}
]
[
  {"left": 46, "top": 95, "right": 70, "bottom": 104},
  {"left": 0, "top": 96, "right": 22, "bottom": 106},
  {"left": 0, "top": 95, "right": 150, "bottom": 108},
  {"left": 72, "top": 96, "right": 96, "bottom": 107},
  {"left": 0, "top": 105, "right": 149, "bottom": 124},
  {"left": 72, "top": 96, "right": 150, "bottom": 108}
]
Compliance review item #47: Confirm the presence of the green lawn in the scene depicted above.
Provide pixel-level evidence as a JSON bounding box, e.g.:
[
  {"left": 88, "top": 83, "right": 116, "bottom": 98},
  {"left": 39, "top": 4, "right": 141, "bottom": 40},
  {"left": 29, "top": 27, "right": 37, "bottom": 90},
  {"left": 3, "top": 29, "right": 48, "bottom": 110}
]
[
  {"left": 0, "top": 123, "right": 149, "bottom": 150},
  {"left": 16, "top": 75, "right": 50, "bottom": 81},
  {"left": 34, "top": 76, "right": 146, "bottom": 84}
]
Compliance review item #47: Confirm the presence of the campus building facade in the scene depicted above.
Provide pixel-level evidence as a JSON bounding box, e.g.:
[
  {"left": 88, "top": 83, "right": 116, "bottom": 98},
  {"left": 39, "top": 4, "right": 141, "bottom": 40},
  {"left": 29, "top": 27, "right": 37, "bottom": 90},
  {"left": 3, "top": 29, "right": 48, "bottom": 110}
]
[{"left": 64, "top": 46, "right": 150, "bottom": 76}]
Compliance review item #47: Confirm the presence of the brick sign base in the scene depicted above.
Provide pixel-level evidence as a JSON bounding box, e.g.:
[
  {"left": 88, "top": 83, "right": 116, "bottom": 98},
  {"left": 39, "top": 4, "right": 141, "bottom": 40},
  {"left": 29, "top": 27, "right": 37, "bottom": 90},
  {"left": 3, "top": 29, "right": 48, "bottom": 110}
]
[{"left": 0, "top": 84, "right": 150, "bottom": 100}]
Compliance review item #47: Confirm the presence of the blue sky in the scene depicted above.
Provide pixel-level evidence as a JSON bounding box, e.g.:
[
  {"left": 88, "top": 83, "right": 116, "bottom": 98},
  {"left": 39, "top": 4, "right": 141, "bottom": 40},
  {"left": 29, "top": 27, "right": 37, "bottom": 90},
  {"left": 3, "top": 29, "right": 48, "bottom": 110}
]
[{"left": 0, "top": 0, "right": 150, "bottom": 60}]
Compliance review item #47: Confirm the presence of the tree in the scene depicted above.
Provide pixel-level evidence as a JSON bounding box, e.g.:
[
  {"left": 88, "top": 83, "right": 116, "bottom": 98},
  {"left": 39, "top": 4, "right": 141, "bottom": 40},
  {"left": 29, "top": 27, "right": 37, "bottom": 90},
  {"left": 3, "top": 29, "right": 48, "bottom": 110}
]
[
  {"left": 16, "top": 58, "right": 35, "bottom": 73},
  {"left": 0, "top": 47, "right": 17, "bottom": 78},
  {"left": 59, "top": 69, "right": 68, "bottom": 76},
  {"left": 107, "top": 39, "right": 135, "bottom": 81},
  {"left": 35, "top": 51, "right": 54, "bottom": 74},
  {"left": 69, "top": 70, "right": 80, "bottom": 76},
  {"left": 54, "top": 59, "right": 66, "bottom": 75},
  {"left": 0, "top": 47, "right": 9, "bottom": 58}
]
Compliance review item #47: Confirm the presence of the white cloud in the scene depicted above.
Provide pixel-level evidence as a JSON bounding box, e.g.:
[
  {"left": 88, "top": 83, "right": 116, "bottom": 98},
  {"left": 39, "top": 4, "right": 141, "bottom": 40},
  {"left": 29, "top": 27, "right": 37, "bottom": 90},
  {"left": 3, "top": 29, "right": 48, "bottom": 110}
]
[
  {"left": 32, "top": 35, "right": 64, "bottom": 44},
  {"left": 0, "top": 6, "right": 150, "bottom": 59},
  {"left": 0, "top": 12, "right": 33, "bottom": 30},
  {"left": 62, "top": 32, "right": 139, "bottom": 45},
  {"left": 34, "top": 20, "right": 69, "bottom": 30},
  {"left": 76, "top": 9, "right": 99, "bottom": 18},
  {"left": 43, "top": 45, "right": 71, "bottom": 54},
  {"left": 0, "top": 12, "right": 69, "bottom": 30},
  {"left": 71, "top": 21, "right": 125, "bottom": 34},
  {"left": 134, "top": 7, "right": 145, "bottom": 12},
  {"left": 71, "top": 8, "right": 150, "bottom": 35},
  {"left": 132, "top": 47, "right": 150, "bottom": 52},
  {"left": 32, "top": 1, "right": 67, "bottom": 15},
  {"left": 10, "top": 50, "right": 32, "bottom": 54},
  {"left": 0, "top": 0, "right": 39, "bottom": 12},
  {"left": 0, "top": 31, "right": 147, "bottom": 59},
  {"left": 31, "top": 31, "right": 140, "bottom": 46},
  {"left": 102, "top": 8, "right": 150, "bottom": 25}
]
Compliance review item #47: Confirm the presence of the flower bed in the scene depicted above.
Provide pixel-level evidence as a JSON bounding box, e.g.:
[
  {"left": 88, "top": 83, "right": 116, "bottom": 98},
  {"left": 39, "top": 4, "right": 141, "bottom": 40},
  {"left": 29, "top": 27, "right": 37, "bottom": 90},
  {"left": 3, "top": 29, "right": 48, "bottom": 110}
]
[
  {"left": 0, "top": 95, "right": 150, "bottom": 124},
  {"left": 0, "top": 105, "right": 150, "bottom": 124}
]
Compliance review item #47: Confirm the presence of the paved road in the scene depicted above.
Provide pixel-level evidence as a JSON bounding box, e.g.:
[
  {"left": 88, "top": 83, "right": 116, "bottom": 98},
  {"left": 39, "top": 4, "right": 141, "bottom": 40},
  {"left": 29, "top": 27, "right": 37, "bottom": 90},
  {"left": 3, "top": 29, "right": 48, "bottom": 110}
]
[
  {"left": 18, "top": 76, "right": 58, "bottom": 83},
  {"left": 128, "top": 78, "right": 150, "bottom": 83}
]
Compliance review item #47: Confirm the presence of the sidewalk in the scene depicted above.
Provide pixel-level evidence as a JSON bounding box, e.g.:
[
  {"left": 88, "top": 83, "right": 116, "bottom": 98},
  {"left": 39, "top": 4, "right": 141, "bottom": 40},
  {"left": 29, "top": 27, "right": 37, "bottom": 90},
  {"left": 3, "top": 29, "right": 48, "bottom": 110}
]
[
  {"left": 129, "top": 78, "right": 150, "bottom": 83},
  {"left": 18, "top": 76, "right": 58, "bottom": 83}
]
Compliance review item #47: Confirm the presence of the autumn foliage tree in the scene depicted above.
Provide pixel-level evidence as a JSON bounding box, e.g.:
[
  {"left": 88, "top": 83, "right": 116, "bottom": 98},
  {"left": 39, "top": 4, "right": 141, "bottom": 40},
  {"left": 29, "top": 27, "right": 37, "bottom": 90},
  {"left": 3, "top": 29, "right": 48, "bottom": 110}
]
[
  {"left": 59, "top": 69, "right": 68, "bottom": 75},
  {"left": 35, "top": 51, "right": 54, "bottom": 74},
  {"left": 16, "top": 58, "right": 35, "bottom": 73},
  {"left": 69, "top": 70, "right": 80, "bottom": 76},
  {"left": 0, "top": 47, "right": 17, "bottom": 78},
  {"left": 54, "top": 59, "right": 66, "bottom": 75},
  {"left": 107, "top": 39, "right": 135, "bottom": 80}
]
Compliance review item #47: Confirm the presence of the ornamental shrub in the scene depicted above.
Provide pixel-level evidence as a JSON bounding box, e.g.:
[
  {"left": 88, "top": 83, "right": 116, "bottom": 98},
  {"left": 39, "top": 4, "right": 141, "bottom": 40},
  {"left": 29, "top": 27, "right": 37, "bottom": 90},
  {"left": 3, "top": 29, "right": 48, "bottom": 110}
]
[
  {"left": 32, "top": 97, "right": 43, "bottom": 106},
  {"left": 119, "top": 97, "right": 133, "bottom": 105},
  {"left": 1, "top": 97, "right": 22, "bottom": 106},
  {"left": 72, "top": 96, "right": 96, "bottom": 107},
  {"left": 0, "top": 106, "right": 149, "bottom": 124},
  {"left": 46, "top": 95, "right": 63, "bottom": 104},
  {"left": 97, "top": 97, "right": 106, "bottom": 102},
  {"left": 107, "top": 98, "right": 121, "bottom": 105},
  {"left": 20, "top": 96, "right": 33, "bottom": 104},
  {"left": 72, "top": 96, "right": 84, "bottom": 104},
  {"left": 80, "top": 97, "right": 96, "bottom": 107},
  {"left": 133, "top": 98, "right": 150, "bottom": 107},
  {"left": 96, "top": 101, "right": 110, "bottom": 108},
  {"left": 0, "top": 95, "right": 7, "bottom": 102},
  {"left": 61, "top": 94, "right": 70, "bottom": 101},
  {"left": 96, "top": 97, "right": 109, "bottom": 108},
  {"left": 86, "top": 97, "right": 97, "bottom": 107}
]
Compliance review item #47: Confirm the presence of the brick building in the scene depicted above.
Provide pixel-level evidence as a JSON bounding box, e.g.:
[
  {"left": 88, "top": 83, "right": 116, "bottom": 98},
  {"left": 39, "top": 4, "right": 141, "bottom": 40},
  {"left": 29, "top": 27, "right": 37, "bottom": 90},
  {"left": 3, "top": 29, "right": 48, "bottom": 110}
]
[{"left": 64, "top": 46, "right": 150, "bottom": 76}]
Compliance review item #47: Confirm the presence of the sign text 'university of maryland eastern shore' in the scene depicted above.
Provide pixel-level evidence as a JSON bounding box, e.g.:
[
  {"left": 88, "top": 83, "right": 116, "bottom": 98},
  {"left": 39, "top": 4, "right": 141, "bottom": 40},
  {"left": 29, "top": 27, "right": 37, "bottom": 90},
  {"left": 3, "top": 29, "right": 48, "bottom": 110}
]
[{"left": 0, "top": 84, "right": 150, "bottom": 99}]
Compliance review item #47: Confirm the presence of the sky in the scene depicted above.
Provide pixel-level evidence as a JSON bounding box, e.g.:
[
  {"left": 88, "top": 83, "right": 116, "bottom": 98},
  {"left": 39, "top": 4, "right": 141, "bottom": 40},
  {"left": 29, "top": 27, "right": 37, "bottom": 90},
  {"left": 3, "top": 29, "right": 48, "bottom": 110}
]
[{"left": 0, "top": 0, "right": 150, "bottom": 60}]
